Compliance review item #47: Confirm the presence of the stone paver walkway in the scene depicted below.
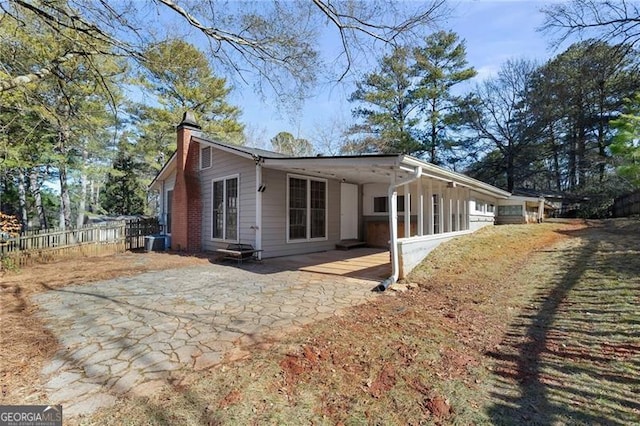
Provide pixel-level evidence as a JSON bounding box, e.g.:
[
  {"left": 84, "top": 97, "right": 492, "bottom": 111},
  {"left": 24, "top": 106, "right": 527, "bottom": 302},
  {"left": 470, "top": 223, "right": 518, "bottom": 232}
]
[{"left": 32, "top": 262, "right": 380, "bottom": 416}]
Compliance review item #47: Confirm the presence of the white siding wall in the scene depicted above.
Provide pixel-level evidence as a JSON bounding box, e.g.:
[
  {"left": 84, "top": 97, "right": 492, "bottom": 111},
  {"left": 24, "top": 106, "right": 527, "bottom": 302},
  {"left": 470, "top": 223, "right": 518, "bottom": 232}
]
[
  {"left": 158, "top": 170, "right": 176, "bottom": 234},
  {"left": 469, "top": 190, "right": 498, "bottom": 231},
  {"left": 363, "top": 183, "right": 418, "bottom": 215},
  {"left": 261, "top": 168, "right": 340, "bottom": 258},
  {"left": 200, "top": 148, "right": 256, "bottom": 251}
]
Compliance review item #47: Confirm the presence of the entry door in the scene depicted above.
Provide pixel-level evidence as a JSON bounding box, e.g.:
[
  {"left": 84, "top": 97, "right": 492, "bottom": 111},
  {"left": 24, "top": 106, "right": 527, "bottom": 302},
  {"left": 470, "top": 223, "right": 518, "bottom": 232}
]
[{"left": 340, "top": 183, "right": 358, "bottom": 240}]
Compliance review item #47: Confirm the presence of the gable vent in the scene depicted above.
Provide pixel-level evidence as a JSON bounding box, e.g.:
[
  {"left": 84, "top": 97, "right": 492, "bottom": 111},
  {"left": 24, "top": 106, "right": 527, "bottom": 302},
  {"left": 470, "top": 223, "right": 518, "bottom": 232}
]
[{"left": 201, "top": 146, "right": 212, "bottom": 169}]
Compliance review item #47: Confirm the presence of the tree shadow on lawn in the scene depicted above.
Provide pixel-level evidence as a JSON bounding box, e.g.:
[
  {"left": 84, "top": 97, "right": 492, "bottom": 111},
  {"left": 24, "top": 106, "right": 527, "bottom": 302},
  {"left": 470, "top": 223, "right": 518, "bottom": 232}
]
[{"left": 486, "top": 223, "right": 640, "bottom": 425}]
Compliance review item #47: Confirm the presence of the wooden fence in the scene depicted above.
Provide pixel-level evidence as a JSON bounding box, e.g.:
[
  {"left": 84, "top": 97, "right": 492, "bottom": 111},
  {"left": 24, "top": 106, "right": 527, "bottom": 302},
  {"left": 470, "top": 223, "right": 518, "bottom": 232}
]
[
  {"left": 612, "top": 190, "right": 640, "bottom": 218},
  {"left": 0, "top": 218, "right": 160, "bottom": 268}
]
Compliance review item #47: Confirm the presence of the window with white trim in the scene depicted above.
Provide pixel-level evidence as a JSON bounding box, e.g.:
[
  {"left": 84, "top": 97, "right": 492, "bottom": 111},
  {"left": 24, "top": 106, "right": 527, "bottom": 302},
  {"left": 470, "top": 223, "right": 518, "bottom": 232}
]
[
  {"left": 212, "top": 176, "right": 238, "bottom": 240},
  {"left": 200, "top": 146, "right": 212, "bottom": 169},
  {"left": 373, "top": 196, "right": 405, "bottom": 213},
  {"left": 288, "top": 176, "right": 327, "bottom": 241},
  {"left": 474, "top": 199, "right": 486, "bottom": 213}
]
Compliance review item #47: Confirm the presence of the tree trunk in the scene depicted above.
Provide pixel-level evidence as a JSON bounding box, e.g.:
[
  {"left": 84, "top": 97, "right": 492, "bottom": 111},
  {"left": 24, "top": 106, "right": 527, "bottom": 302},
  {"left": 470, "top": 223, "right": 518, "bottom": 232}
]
[
  {"left": 59, "top": 165, "right": 71, "bottom": 230},
  {"left": 17, "top": 169, "right": 28, "bottom": 228},
  {"left": 95, "top": 181, "right": 101, "bottom": 212},
  {"left": 430, "top": 100, "right": 437, "bottom": 164},
  {"left": 597, "top": 83, "right": 607, "bottom": 183},
  {"left": 29, "top": 169, "right": 47, "bottom": 229},
  {"left": 58, "top": 126, "right": 72, "bottom": 230},
  {"left": 89, "top": 179, "right": 95, "bottom": 213},
  {"left": 550, "top": 129, "right": 562, "bottom": 191},
  {"left": 577, "top": 126, "right": 587, "bottom": 187},
  {"left": 568, "top": 126, "right": 578, "bottom": 190},
  {"left": 576, "top": 99, "right": 587, "bottom": 188},
  {"left": 76, "top": 149, "right": 88, "bottom": 228},
  {"left": 506, "top": 153, "right": 515, "bottom": 193}
]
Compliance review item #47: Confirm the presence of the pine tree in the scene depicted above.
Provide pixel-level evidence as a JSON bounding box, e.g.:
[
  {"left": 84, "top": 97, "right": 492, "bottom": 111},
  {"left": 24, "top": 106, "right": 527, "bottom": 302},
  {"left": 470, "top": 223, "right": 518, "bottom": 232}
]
[
  {"left": 101, "top": 140, "right": 145, "bottom": 215},
  {"left": 611, "top": 93, "right": 640, "bottom": 187},
  {"left": 131, "top": 39, "right": 244, "bottom": 186},
  {"left": 347, "top": 47, "right": 419, "bottom": 154},
  {"left": 412, "top": 31, "right": 477, "bottom": 165}
]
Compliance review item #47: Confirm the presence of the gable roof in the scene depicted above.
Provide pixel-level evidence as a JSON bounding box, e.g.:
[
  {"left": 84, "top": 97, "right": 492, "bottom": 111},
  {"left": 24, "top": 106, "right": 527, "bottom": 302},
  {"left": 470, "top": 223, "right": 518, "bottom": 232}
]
[
  {"left": 150, "top": 135, "right": 511, "bottom": 199},
  {"left": 149, "top": 134, "right": 288, "bottom": 190}
]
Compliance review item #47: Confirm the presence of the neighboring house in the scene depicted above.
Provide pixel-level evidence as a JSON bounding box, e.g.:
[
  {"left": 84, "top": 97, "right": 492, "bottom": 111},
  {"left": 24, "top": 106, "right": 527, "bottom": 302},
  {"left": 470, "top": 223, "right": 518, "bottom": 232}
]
[
  {"left": 496, "top": 195, "right": 553, "bottom": 224},
  {"left": 149, "top": 112, "right": 511, "bottom": 283}
]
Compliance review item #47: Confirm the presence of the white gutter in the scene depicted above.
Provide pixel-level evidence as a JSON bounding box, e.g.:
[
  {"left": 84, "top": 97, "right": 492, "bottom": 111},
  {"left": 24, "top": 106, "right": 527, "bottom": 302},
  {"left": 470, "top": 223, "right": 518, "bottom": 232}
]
[{"left": 378, "top": 165, "right": 423, "bottom": 291}]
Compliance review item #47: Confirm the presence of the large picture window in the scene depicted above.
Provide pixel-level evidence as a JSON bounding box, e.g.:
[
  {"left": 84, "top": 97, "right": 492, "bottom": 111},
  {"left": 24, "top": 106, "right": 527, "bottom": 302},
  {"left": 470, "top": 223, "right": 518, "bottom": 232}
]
[
  {"left": 498, "top": 205, "right": 522, "bottom": 216},
  {"left": 288, "top": 176, "right": 327, "bottom": 241},
  {"left": 212, "top": 176, "right": 238, "bottom": 240}
]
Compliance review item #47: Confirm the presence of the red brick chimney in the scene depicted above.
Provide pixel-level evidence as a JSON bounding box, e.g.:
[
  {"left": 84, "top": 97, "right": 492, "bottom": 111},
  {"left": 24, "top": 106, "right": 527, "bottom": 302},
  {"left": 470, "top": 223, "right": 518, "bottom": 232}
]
[{"left": 171, "top": 111, "right": 202, "bottom": 252}]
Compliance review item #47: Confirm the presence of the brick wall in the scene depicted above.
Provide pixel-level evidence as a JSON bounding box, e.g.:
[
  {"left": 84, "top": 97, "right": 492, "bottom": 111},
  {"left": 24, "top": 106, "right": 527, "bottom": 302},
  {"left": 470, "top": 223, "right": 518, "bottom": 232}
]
[{"left": 171, "top": 116, "right": 202, "bottom": 252}]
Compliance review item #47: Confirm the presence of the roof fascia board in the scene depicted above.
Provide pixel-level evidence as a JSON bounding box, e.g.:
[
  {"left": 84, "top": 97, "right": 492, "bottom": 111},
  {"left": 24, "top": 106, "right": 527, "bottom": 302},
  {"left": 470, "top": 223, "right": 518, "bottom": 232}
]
[
  {"left": 401, "top": 155, "right": 511, "bottom": 198},
  {"left": 192, "top": 136, "right": 257, "bottom": 160},
  {"left": 149, "top": 151, "right": 177, "bottom": 189},
  {"left": 262, "top": 155, "right": 401, "bottom": 169}
]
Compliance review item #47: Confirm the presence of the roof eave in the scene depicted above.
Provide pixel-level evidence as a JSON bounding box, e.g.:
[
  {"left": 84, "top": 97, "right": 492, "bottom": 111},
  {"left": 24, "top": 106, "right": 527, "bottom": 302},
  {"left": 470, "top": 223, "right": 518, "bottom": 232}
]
[
  {"left": 149, "top": 151, "right": 177, "bottom": 190},
  {"left": 400, "top": 155, "right": 511, "bottom": 199}
]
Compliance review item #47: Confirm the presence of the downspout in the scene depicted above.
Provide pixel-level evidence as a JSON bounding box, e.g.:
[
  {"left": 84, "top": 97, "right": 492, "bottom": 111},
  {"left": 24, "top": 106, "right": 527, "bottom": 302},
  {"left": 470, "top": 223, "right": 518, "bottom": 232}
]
[{"left": 377, "top": 166, "right": 422, "bottom": 291}]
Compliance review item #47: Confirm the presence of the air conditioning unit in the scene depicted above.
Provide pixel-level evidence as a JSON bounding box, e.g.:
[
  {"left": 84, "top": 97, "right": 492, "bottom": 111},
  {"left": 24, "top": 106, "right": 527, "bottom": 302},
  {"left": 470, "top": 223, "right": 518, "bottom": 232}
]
[{"left": 144, "top": 234, "right": 169, "bottom": 252}]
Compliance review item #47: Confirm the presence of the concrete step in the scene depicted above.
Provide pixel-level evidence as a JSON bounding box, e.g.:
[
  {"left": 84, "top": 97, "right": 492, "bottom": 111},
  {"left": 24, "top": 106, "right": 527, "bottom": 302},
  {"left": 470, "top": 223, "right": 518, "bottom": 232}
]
[{"left": 335, "top": 239, "right": 367, "bottom": 250}]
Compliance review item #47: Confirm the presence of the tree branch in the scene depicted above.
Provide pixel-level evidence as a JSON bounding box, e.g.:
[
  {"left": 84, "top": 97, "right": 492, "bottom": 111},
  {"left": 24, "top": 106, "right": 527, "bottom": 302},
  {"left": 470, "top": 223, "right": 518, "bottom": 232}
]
[{"left": 0, "top": 52, "right": 76, "bottom": 93}]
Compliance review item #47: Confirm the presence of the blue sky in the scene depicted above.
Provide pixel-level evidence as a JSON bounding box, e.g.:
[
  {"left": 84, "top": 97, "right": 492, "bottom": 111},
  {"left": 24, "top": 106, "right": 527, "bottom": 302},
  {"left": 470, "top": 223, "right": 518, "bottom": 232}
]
[{"left": 232, "top": 0, "right": 558, "bottom": 150}]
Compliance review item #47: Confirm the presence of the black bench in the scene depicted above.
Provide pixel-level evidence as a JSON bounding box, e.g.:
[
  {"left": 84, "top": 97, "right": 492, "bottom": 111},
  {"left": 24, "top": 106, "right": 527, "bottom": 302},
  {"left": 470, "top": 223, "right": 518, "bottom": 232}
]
[{"left": 216, "top": 244, "right": 263, "bottom": 264}]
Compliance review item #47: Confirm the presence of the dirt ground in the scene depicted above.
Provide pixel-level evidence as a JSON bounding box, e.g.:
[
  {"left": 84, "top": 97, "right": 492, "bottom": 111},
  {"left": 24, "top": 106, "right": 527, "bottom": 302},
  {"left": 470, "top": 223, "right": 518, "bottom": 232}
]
[{"left": 2, "top": 219, "right": 639, "bottom": 425}]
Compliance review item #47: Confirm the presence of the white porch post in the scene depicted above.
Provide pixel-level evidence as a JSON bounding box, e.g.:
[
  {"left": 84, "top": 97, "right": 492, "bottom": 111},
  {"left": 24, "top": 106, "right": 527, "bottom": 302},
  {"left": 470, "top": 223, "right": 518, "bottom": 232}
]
[
  {"left": 538, "top": 198, "right": 545, "bottom": 223},
  {"left": 438, "top": 182, "right": 444, "bottom": 234},
  {"left": 255, "top": 163, "right": 263, "bottom": 259},
  {"left": 427, "top": 179, "right": 433, "bottom": 235},
  {"left": 389, "top": 174, "right": 399, "bottom": 281},
  {"left": 464, "top": 188, "right": 470, "bottom": 230},
  {"left": 455, "top": 187, "right": 461, "bottom": 232},
  {"left": 444, "top": 187, "right": 451, "bottom": 232},
  {"left": 417, "top": 177, "right": 424, "bottom": 236},
  {"left": 404, "top": 183, "right": 410, "bottom": 238}
]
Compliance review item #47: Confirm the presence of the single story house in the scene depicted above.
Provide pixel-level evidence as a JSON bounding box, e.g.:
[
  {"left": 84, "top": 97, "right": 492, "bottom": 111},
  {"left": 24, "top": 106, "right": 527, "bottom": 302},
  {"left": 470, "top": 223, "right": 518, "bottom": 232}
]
[
  {"left": 150, "top": 112, "right": 511, "bottom": 285},
  {"left": 496, "top": 195, "right": 555, "bottom": 224}
]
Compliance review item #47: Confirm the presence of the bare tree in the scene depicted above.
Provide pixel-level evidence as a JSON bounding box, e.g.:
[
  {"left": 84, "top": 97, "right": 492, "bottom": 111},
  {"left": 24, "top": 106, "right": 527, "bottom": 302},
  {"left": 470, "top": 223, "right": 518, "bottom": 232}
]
[
  {"left": 311, "top": 112, "right": 351, "bottom": 155},
  {"left": 0, "top": 0, "right": 449, "bottom": 100},
  {"left": 460, "top": 59, "right": 539, "bottom": 192},
  {"left": 542, "top": 1, "right": 640, "bottom": 47}
]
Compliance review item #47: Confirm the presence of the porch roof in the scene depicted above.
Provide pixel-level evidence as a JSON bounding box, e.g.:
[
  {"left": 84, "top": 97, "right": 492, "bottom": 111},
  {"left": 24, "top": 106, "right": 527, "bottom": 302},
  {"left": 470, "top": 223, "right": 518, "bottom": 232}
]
[{"left": 262, "top": 154, "right": 511, "bottom": 199}]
